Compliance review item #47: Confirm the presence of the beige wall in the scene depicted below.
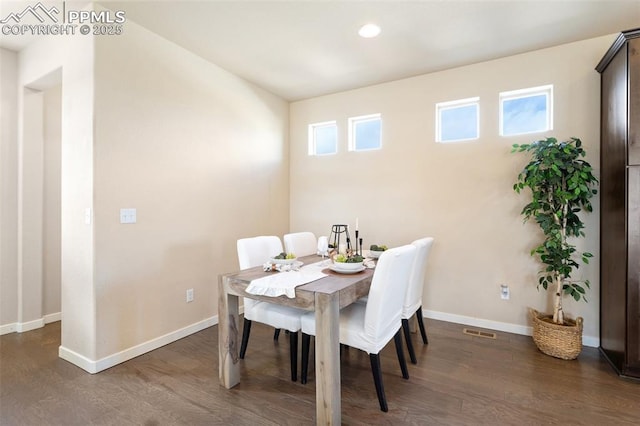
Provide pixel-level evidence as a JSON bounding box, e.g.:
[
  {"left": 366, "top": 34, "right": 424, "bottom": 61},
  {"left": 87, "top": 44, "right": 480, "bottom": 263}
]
[
  {"left": 290, "top": 35, "right": 614, "bottom": 343},
  {"left": 16, "top": 26, "right": 95, "bottom": 359},
  {"left": 4, "top": 15, "right": 288, "bottom": 370},
  {"left": 0, "top": 48, "right": 19, "bottom": 329},
  {"left": 20, "top": 87, "right": 45, "bottom": 326},
  {"left": 92, "top": 20, "right": 289, "bottom": 360},
  {"left": 43, "top": 84, "right": 62, "bottom": 317}
]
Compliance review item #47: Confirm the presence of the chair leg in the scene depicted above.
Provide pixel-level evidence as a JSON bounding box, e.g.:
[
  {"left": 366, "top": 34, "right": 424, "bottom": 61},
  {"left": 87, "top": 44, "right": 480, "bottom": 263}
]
[
  {"left": 416, "top": 306, "right": 428, "bottom": 344},
  {"left": 274, "top": 328, "right": 281, "bottom": 340},
  {"left": 289, "top": 331, "right": 298, "bottom": 382},
  {"left": 369, "top": 353, "right": 388, "bottom": 412},
  {"left": 394, "top": 330, "right": 410, "bottom": 379},
  {"left": 239, "top": 318, "right": 252, "bottom": 359},
  {"left": 402, "top": 318, "right": 417, "bottom": 364},
  {"left": 301, "top": 333, "right": 311, "bottom": 384}
]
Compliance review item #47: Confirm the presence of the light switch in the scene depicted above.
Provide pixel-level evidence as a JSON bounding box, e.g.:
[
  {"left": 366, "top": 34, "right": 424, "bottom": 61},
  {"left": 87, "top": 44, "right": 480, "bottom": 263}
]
[
  {"left": 85, "top": 208, "right": 92, "bottom": 225},
  {"left": 120, "top": 208, "right": 137, "bottom": 224}
]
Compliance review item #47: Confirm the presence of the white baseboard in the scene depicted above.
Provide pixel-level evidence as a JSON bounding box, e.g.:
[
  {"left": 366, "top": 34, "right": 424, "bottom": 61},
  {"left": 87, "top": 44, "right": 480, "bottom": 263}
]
[
  {"left": 0, "top": 323, "right": 17, "bottom": 335},
  {"left": 583, "top": 335, "right": 599, "bottom": 347},
  {"left": 423, "top": 309, "right": 599, "bottom": 348},
  {"left": 16, "top": 317, "right": 45, "bottom": 333},
  {"left": 0, "top": 312, "right": 61, "bottom": 335},
  {"left": 59, "top": 315, "right": 219, "bottom": 374},
  {"left": 44, "top": 312, "right": 61, "bottom": 324},
  {"left": 58, "top": 346, "right": 99, "bottom": 373},
  {"left": 0, "top": 306, "right": 599, "bottom": 356}
]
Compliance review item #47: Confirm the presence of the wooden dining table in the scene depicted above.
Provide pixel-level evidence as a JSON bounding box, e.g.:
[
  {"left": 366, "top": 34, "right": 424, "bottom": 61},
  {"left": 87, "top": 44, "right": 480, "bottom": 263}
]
[{"left": 218, "top": 254, "right": 374, "bottom": 425}]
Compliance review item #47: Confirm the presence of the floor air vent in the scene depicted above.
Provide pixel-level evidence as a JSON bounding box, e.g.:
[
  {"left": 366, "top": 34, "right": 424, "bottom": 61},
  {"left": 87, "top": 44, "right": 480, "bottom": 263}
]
[{"left": 463, "top": 328, "right": 497, "bottom": 339}]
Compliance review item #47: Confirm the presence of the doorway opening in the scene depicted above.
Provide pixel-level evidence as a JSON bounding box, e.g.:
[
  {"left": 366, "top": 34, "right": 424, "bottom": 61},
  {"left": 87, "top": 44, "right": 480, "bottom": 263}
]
[{"left": 19, "top": 68, "right": 62, "bottom": 334}]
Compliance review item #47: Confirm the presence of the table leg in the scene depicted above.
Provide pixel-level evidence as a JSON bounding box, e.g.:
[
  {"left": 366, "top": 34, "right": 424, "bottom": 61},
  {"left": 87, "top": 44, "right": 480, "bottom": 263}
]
[
  {"left": 219, "top": 275, "right": 240, "bottom": 389},
  {"left": 315, "top": 291, "right": 341, "bottom": 425}
]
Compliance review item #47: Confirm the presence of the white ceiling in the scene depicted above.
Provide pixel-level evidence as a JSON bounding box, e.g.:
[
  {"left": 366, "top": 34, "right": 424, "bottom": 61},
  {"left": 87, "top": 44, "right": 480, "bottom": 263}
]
[{"left": 2, "top": 1, "right": 639, "bottom": 101}]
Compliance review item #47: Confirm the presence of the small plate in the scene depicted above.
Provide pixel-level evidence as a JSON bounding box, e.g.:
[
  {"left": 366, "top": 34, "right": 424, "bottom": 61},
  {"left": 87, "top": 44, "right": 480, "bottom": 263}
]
[
  {"left": 270, "top": 257, "right": 298, "bottom": 265},
  {"left": 329, "top": 264, "right": 366, "bottom": 274}
]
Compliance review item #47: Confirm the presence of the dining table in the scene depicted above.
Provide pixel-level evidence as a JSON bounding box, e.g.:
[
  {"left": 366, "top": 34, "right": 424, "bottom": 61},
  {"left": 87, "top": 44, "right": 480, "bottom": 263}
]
[{"left": 218, "top": 254, "right": 374, "bottom": 425}]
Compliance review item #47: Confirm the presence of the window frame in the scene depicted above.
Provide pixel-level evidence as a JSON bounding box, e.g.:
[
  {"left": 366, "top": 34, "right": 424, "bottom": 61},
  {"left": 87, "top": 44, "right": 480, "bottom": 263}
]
[
  {"left": 348, "top": 113, "right": 382, "bottom": 152},
  {"left": 435, "top": 97, "right": 480, "bottom": 143},
  {"left": 499, "top": 84, "right": 553, "bottom": 137},
  {"left": 308, "top": 120, "right": 338, "bottom": 156}
]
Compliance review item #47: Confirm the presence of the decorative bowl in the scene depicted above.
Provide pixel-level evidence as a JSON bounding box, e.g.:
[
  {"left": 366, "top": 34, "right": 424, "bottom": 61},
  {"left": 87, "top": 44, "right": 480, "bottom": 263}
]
[
  {"left": 368, "top": 250, "right": 385, "bottom": 259},
  {"left": 331, "top": 261, "right": 365, "bottom": 271}
]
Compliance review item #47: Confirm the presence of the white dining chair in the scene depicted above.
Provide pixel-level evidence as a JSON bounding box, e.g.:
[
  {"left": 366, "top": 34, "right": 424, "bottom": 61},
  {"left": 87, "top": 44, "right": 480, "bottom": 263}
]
[
  {"left": 237, "top": 235, "right": 283, "bottom": 347},
  {"left": 401, "top": 237, "right": 435, "bottom": 364},
  {"left": 283, "top": 231, "right": 318, "bottom": 257},
  {"left": 299, "top": 244, "right": 417, "bottom": 412},
  {"left": 237, "top": 235, "right": 306, "bottom": 381}
]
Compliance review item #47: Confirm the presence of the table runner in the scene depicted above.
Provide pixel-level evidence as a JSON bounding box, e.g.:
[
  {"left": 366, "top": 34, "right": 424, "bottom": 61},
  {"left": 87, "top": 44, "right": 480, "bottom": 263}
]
[{"left": 246, "top": 261, "right": 327, "bottom": 298}]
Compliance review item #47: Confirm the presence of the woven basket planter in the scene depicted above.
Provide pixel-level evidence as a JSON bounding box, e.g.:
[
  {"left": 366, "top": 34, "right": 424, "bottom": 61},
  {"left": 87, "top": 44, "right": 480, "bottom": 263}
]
[{"left": 530, "top": 308, "right": 583, "bottom": 360}]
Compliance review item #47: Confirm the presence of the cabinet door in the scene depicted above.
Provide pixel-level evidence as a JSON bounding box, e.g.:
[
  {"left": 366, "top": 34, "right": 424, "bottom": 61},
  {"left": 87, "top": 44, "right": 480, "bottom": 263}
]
[
  {"left": 630, "top": 39, "right": 640, "bottom": 165},
  {"left": 600, "top": 45, "right": 629, "bottom": 362},
  {"left": 628, "top": 166, "right": 640, "bottom": 376}
]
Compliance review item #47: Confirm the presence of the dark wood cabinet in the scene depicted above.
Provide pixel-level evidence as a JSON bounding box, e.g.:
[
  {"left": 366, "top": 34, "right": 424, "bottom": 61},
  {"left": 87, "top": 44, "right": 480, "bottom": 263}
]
[{"left": 597, "top": 28, "right": 640, "bottom": 379}]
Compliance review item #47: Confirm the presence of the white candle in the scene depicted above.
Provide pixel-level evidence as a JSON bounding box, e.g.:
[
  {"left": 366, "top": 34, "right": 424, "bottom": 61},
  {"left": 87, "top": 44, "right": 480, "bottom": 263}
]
[{"left": 356, "top": 217, "right": 359, "bottom": 231}]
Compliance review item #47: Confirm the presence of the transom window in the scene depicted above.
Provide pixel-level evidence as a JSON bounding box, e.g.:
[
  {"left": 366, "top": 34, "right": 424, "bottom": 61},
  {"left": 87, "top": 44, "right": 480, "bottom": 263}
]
[
  {"left": 348, "top": 114, "right": 382, "bottom": 151},
  {"left": 500, "top": 85, "right": 553, "bottom": 136},
  {"left": 435, "top": 97, "right": 479, "bottom": 143},
  {"left": 308, "top": 121, "right": 337, "bottom": 155}
]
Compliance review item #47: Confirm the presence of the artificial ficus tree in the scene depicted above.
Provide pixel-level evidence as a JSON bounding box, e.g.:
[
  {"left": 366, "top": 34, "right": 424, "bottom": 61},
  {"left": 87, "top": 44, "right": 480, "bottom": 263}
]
[{"left": 512, "top": 137, "right": 599, "bottom": 324}]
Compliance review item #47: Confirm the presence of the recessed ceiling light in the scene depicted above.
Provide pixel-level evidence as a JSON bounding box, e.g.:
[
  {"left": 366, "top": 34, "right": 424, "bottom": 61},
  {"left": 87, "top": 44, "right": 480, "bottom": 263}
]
[{"left": 358, "top": 23, "right": 381, "bottom": 38}]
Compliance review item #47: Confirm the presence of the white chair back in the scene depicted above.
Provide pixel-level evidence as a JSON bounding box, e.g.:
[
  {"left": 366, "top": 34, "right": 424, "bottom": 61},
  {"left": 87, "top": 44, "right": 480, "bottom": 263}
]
[
  {"left": 283, "top": 232, "right": 317, "bottom": 257},
  {"left": 237, "top": 236, "right": 283, "bottom": 270},
  {"left": 402, "top": 237, "right": 435, "bottom": 319},
  {"left": 364, "top": 244, "right": 417, "bottom": 344}
]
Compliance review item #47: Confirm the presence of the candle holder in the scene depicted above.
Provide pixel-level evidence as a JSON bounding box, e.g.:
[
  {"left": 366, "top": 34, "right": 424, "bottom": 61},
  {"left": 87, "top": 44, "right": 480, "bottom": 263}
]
[{"left": 329, "top": 224, "right": 351, "bottom": 252}]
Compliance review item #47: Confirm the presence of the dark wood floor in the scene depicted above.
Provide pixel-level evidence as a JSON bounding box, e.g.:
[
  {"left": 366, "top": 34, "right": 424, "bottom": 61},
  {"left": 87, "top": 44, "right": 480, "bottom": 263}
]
[{"left": 1, "top": 318, "right": 639, "bottom": 425}]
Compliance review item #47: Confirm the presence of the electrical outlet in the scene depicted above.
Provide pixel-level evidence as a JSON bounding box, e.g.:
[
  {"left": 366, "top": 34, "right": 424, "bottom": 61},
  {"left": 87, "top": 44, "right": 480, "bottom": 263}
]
[
  {"left": 500, "top": 284, "right": 510, "bottom": 300},
  {"left": 186, "top": 288, "right": 194, "bottom": 303}
]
